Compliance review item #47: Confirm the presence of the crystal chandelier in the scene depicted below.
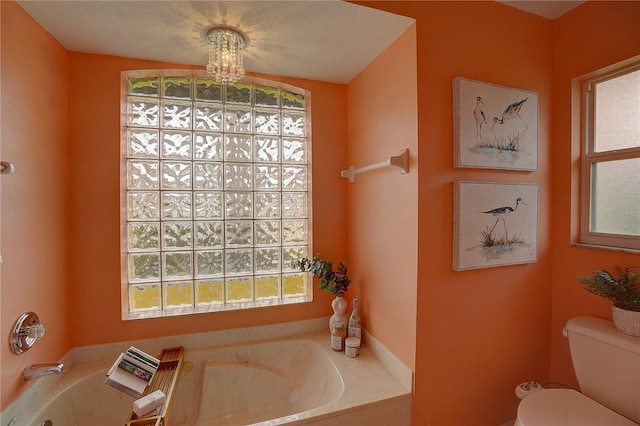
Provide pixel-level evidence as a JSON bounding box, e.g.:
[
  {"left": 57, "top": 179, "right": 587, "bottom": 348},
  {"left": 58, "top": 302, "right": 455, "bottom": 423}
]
[{"left": 205, "top": 26, "right": 248, "bottom": 84}]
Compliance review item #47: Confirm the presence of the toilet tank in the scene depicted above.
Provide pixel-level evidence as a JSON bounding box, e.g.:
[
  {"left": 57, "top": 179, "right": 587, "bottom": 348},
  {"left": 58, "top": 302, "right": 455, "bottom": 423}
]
[{"left": 564, "top": 316, "right": 640, "bottom": 424}]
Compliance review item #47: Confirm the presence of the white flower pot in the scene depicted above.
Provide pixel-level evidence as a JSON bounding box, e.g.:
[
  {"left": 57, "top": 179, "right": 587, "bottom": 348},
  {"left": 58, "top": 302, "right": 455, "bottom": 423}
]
[{"left": 612, "top": 305, "right": 640, "bottom": 337}]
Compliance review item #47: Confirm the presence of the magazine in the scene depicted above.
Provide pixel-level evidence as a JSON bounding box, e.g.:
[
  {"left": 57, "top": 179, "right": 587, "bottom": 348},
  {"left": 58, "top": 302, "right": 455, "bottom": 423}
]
[{"left": 104, "top": 346, "right": 160, "bottom": 398}]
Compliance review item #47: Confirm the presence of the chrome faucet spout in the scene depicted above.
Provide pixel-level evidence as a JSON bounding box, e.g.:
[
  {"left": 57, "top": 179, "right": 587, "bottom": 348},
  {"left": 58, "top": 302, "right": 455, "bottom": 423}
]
[{"left": 22, "top": 363, "right": 65, "bottom": 381}]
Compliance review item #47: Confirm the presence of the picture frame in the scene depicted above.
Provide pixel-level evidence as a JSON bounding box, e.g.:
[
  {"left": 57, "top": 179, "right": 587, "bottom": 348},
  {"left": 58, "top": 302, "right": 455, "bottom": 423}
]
[
  {"left": 453, "top": 181, "right": 538, "bottom": 271},
  {"left": 453, "top": 77, "right": 538, "bottom": 171}
]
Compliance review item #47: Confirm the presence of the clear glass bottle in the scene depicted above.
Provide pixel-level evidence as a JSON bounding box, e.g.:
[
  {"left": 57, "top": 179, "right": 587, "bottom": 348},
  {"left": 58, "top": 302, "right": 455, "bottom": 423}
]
[{"left": 348, "top": 298, "right": 361, "bottom": 339}]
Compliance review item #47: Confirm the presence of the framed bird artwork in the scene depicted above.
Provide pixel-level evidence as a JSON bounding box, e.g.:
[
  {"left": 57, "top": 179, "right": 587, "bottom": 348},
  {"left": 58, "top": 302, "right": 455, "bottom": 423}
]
[
  {"left": 453, "top": 77, "right": 538, "bottom": 171},
  {"left": 453, "top": 181, "right": 538, "bottom": 271}
]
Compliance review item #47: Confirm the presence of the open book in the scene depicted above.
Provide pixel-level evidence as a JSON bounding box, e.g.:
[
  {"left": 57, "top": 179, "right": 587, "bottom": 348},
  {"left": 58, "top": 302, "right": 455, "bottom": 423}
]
[{"left": 104, "top": 346, "right": 160, "bottom": 398}]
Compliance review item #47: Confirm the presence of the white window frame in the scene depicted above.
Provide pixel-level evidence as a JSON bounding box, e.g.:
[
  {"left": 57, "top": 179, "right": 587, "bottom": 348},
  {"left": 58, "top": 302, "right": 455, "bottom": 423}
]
[
  {"left": 578, "top": 59, "right": 640, "bottom": 252},
  {"left": 120, "top": 70, "right": 313, "bottom": 320}
]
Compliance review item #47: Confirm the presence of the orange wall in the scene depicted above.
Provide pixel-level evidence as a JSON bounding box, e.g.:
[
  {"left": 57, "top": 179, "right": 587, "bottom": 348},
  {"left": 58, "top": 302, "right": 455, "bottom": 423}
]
[
  {"left": 549, "top": 1, "right": 640, "bottom": 390},
  {"left": 346, "top": 25, "right": 418, "bottom": 370},
  {"left": 355, "top": 2, "right": 554, "bottom": 424},
  {"left": 66, "top": 55, "right": 348, "bottom": 346},
  {"left": 1, "top": 1, "right": 71, "bottom": 409}
]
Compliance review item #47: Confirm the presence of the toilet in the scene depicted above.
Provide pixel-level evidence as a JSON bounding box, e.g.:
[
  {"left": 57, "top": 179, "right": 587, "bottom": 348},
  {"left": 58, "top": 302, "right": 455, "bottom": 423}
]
[{"left": 515, "top": 316, "right": 640, "bottom": 425}]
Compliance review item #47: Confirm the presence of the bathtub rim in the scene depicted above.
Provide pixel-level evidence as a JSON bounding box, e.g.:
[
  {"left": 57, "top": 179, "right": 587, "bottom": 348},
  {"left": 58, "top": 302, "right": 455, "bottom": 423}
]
[{"left": 1, "top": 317, "right": 412, "bottom": 426}]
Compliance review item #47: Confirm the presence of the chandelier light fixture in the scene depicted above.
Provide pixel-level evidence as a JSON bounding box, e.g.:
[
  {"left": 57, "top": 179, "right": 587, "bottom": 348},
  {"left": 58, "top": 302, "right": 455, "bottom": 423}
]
[{"left": 205, "top": 26, "right": 248, "bottom": 84}]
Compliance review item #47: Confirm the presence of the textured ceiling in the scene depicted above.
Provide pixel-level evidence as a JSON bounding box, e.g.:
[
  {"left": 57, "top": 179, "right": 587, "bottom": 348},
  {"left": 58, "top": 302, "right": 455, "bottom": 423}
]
[{"left": 17, "top": 1, "right": 584, "bottom": 84}]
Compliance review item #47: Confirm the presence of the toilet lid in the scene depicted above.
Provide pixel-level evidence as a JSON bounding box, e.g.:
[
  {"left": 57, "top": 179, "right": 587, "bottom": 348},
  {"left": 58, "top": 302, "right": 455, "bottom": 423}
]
[{"left": 516, "top": 389, "right": 637, "bottom": 426}]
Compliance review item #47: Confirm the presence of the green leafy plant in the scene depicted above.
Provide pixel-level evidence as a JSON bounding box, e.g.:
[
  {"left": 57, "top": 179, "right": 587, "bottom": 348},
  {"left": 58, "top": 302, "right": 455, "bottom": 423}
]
[
  {"left": 577, "top": 265, "right": 640, "bottom": 312},
  {"left": 292, "top": 254, "right": 351, "bottom": 297}
]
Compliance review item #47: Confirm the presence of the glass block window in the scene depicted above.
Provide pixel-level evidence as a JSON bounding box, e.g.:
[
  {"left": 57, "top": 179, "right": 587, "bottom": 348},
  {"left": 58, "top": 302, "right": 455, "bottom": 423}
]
[{"left": 121, "top": 71, "right": 311, "bottom": 319}]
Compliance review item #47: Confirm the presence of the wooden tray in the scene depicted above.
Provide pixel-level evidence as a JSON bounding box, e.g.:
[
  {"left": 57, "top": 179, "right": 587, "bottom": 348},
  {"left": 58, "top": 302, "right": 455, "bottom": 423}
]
[{"left": 124, "top": 346, "right": 184, "bottom": 426}]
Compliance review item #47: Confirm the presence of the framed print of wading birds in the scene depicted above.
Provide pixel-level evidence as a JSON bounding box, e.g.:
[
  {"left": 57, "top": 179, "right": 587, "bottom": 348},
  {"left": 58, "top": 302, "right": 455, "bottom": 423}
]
[
  {"left": 453, "top": 181, "right": 538, "bottom": 271},
  {"left": 453, "top": 77, "right": 538, "bottom": 171}
]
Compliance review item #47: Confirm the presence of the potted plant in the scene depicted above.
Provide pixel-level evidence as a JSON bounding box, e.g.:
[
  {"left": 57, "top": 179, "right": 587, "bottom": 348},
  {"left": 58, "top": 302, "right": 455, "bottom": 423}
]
[
  {"left": 577, "top": 265, "right": 640, "bottom": 336},
  {"left": 293, "top": 254, "right": 351, "bottom": 330}
]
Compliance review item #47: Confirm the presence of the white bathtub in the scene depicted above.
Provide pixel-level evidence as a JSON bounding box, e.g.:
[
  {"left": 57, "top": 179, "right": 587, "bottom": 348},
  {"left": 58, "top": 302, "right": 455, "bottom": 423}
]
[{"left": 2, "top": 319, "right": 412, "bottom": 426}]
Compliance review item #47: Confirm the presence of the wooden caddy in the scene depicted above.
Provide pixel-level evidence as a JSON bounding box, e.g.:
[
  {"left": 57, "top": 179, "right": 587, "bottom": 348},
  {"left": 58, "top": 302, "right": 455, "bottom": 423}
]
[{"left": 124, "top": 346, "right": 184, "bottom": 426}]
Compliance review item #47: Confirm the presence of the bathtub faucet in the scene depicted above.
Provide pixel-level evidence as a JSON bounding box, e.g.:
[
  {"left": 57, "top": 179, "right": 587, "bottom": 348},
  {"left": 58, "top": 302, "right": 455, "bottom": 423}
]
[{"left": 22, "top": 363, "right": 65, "bottom": 381}]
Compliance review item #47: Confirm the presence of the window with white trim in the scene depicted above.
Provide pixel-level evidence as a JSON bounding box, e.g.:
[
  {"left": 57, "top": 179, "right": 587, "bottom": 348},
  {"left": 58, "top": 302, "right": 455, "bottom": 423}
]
[
  {"left": 121, "top": 71, "right": 312, "bottom": 319},
  {"left": 579, "top": 62, "right": 640, "bottom": 251}
]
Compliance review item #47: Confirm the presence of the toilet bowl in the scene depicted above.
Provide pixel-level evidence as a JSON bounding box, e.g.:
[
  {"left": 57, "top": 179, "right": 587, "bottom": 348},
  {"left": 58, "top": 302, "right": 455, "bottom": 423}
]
[{"left": 515, "top": 389, "right": 638, "bottom": 426}]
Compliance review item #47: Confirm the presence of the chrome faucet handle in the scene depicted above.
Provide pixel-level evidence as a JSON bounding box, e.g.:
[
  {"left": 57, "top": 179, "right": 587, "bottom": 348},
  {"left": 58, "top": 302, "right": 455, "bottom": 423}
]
[{"left": 11, "top": 312, "right": 45, "bottom": 354}]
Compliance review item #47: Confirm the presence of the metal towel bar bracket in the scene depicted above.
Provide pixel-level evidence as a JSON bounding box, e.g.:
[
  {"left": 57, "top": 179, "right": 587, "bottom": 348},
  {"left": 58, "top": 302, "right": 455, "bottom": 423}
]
[
  {"left": 1, "top": 161, "right": 15, "bottom": 174},
  {"left": 340, "top": 148, "right": 409, "bottom": 183}
]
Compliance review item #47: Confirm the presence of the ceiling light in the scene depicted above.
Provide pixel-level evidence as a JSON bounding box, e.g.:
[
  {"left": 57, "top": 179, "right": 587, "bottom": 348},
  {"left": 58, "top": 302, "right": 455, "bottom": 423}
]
[{"left": 205, "top": 26, "right": 248, "bottom": 84}]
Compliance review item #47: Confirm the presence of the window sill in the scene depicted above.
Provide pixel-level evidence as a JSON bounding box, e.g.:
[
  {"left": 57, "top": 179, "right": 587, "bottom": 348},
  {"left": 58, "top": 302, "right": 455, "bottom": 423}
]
[
  {"left": 570, "top": 242, "right": 640, "bottom": 255},
  {"left": 122, "top": 295, "right": 313, "bottom": 321}
]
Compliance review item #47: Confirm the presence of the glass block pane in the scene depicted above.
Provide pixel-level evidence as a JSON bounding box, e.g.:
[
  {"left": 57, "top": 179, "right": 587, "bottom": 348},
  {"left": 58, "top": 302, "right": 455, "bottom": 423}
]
[
  {"left": 163, "top": 251, "right": 193, "bottom": 279},
  {"left": 282, "top": 111, "right": 306, "bottom": 136},
  {"left": 255, "top": 248, "right": 281, "bottom": 273},
  {"left": 283, "top": 220, "right": 306, "bottom": 244},
  {"left": 128, "top": 253, "right": 160, "bottom": 281},
  {"left": 224, "top": 107, "right": 252, "bottom": 133},
  {"left": 128, "top": 98, "right": 159, "bottom": 127},
  {"left": 195, "top": 221, "right": 224, "bottom": 248},
  {"left": 255, "top": 192, "right": 280, "bottom": 218},
  {"left": 196, "top": 279, "right": 224, "bottom": 305},
  {"left": 255, "top": 275, "right": 280, "bottom": 300},
  {"left": 282, "top": 90, "right": 305, "bottom": 109},
  {"left": 225, "top": 249, "right": 253, "bottom": 275},
  {"left": 128, "top": 223, "right": 160, "bottom": 251},
  {"left": 594, "top": 69, "right": 640, "bottom": 152},
  {"left": 161, "top": 161, "right": 191, "bottom": 189},
  {"left": 225, "top": 135, "right": 252, "bottom": 161},
  {"left": 282, "top": 192, "right": 306, "bottom": 218},
  {"left": 194, "top": 192, "right": 224, "bottom": 218},
  {"left": 255, "top": 220, "right": 281, "bottom": 246},
  {"left": 162, "top": 101, "right": 191, "bottom": 129},
  {"left": 128, "top": 129, "right": 159, "bottom": 158},
  {"left": 225, "top": 221, "right": 253, "bottom": 246},
  {"left": 128, "top": 160, "right": 159, "bottom": 189},
  {"left": 162, "top": 222, "right": 192, "bottom": 250},
  {"left": 282, "top": 166, "right": 307, "bottom": 190},
  {"left": 255, "top": 109, "right": 280, "bottom": 135},
  {"left": 224, "top": 163, "right": 252, "bottom": 190},
  {"left": 128, "top": 192, "right": 159, "bottom": 220},
  {"left": 195, "top": 250, "right": 223, "bottom": 277},
  {"left": 163, "top": 281, "right": 194, "bottom": 308},
  {"left": 254, "top": 165, "right": 280, "bottom": 190},
  {"left": 225, "top": 192, "right": 253, "bottom": 219},
  {"left": 225, "top": 83, "right": 252, "bottom": 105},
  {"left": 195, "top": 78, "right": 223, "bottom": 102},
  {"left": 194, "top": 133, "right": 223, "bottom": 160},
  {"left": 161, "top": 131, "right": 191, "bottom": 159},
  {"left": 282, "top": 138, "right": 307, "bottom": 163},
  {"left": 255, "top": 137, "right": 280, "bottom": 162},
  {"left": 162, "top": 192, "right": 192, "bottom": 220},
  {"left": 128, "top": 77, "right": 158, "bottom": 96},
  {"left": 282, "top": 246, "right": 307, "bottom": 271},
  {"left": 282, "top": 273, "right": 306, "bottom": 297},
  {"left": 195, "top": 103, "right": 223, "bottom": 131},
  {"left": 254, "top": 85, "right": 280, "bottom": 107},
  {"left": 163, "top": 77, "right": 192, "bottom": 99},
  {"left": 226, "top": 277, "right": 253, "bottom": 303},
  {"left": 591, "top": 158, "right": 640, "bottom": 235},
  {"left": 129, "top": 284, "right": 161, "bottom": 311},
  {"left": 194, "top": 162, "right": 223, "bottom": 190}
]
